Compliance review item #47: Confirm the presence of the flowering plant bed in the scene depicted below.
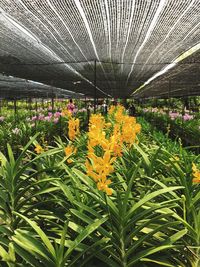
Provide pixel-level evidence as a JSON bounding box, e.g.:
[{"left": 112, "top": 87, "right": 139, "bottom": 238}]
[
  {"left": 139, "top": 108, "right": 200, "bottom": 153},
  {"left": 0, "top": 105, "right": 199, "bottom": 266}
]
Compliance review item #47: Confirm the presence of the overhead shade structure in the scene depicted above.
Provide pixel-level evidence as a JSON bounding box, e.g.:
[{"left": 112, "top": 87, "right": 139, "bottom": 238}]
[
  {"left": 0, "top": 73, "right": 83, "bottom": 99},
  {"left": 132, "top": 48, "right": 200, "bottom": 98},
  {"left": 0, "top": 0, "right": 199, "bottom": 98}
]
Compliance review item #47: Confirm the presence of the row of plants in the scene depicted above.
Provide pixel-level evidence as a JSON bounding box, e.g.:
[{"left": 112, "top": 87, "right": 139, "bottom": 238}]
[
  {"left": 0, "top": 104, "right": 199, "bottom": 266},
  {"left": 0, "top": 105, "right": 88, "bottom": 155},
  {"left": 139, "top": 108, "right": 200, "bottom": 153},
  {"left": 137, "top": 97, "right": 200, "bottom": 113}
]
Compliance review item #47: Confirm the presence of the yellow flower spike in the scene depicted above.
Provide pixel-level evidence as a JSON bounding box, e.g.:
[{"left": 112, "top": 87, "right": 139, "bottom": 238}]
[
  {"left": 34, "top": 144, "right": 44, "bottom": 154},
  {"left": 108, "top": 105, "right": 115, "bottom": 115},
  {"left": 68, "top": 118, "right": 80, "bottom": 140},
  {"left": 86, "top": 108, "right": 141, "bottom": 196}
]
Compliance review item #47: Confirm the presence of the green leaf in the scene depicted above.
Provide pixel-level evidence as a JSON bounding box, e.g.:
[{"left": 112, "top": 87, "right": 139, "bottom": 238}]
[
  {"left": 140, "top": 258, "right": 175, "bottom": 266},
  {"left": 63, "top": 216, "right": 108, "bottom": 262},
  {"left": 14, "top": 212, "right": 56, "bottom": 259},
  {"left": 127, "top": 245, "right": 176, "bottom": 266},
  {"left": 0, "top": 244, "right": 9, "bottom": 261},
  {"left": 125, "top": 186, "right": 183, "bottom": 221}
]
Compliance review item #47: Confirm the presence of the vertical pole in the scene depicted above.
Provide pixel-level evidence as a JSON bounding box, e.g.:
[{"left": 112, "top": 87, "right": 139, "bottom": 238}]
[
  {"left": 85, "top": 95, "right": 87, "bottom": 108},
  {"left": 51, "top": 97, "right": 54, "bottom": 112},
  {"left": 181, "top": 97, "right": 184, "bottom": 137},
  {"left": 94, "top": 59, "right": 97, "bottom": 113},
  {"left": 51, "top": 90, "right": 54, "bottom": 112},
  {"left": 35, "top": 100, "right": 38, "bottom": 112},
  {"left": 29, "top": 98, "right": 32, "bottom": 112},
  {"left": 168, "top": 80, "right": 171, "bottom": 114},
  {"left": 14, "top": 98, "right": 17, "bottom": 124},
  {"left": 51, "top": 83, "right": 54, "bottom": 112},
  {"left": 14, "top": 98, "right": 17, "bottom": 114}
]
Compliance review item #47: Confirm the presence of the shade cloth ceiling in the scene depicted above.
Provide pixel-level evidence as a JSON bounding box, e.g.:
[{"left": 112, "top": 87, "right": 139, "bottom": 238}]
[
  {"left": 133, "top": 49, "right": 200, "bottom": 98},
  {"left": 0, "top": 0, "right": 199, "bottom": 98},
  {"left": 0, "top": 73, "right": 81, "bottom": 98}
]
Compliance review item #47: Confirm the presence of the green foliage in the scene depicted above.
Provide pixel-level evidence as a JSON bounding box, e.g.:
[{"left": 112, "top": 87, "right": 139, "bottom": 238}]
[{"left": 0, "top": 120, "right": 199, "bottom": 266}]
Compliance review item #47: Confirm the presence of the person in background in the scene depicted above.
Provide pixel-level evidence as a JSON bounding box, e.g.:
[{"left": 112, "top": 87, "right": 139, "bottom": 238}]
[
  {"left": 102, "top": 100, "right": 108, "bottom": 115},
  {"left": 129, "top": 102, "right": 136, "bottom": 116},
  {"left": 67, "top": 99, "right": 75, "bottom": 113}
]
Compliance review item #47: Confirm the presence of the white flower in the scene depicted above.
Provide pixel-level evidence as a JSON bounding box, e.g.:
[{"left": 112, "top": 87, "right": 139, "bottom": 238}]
[{"left": 12, "top": 128, "right": 20, "bottom": 135}]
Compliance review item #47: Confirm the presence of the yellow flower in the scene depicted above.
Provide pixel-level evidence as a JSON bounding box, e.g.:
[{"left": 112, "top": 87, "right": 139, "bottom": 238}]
[
  {"left": 61, "top": 109, "right": 72, "bottom": 117},
  {"left": 64, "top": 146, "right": 73, "bottom": 156},
  {"left": 67, "top": 158, "right": 73, "bottom": 164},
  {"left": 85, "top": 160, "right": 99, "bottom": 182},
  {"left": 135, "top": 123, "right": 141, "bottom": 134},
  {"left": 192, "top": 163, "right": 200, "bottom": 183},
  {"left": 34, "top": 144, "right": 44, "bottom": 154},
  {"left": 68, "top": 118, "right": 80, "bottom": 140},
  {"left": 64, "top": 145, "right": 76, "bottom": 163},
  {"left": 108, "top": 105, "right": 115, "bottom": 115},
  {"left": 97, "top": 179, "right": 113, "bottom": 195},
  {"left": 105, "top": 122, "right": 112, "bottom": 128}
]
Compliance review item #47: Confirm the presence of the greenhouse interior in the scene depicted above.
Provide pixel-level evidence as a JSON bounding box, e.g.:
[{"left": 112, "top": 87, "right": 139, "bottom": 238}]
[{"left": 0, "top": 0, "right": 200, "bottom": 266}]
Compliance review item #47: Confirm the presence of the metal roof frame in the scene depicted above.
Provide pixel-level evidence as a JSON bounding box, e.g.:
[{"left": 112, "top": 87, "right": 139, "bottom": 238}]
[{"left": 0, "top": 0, "right": 199, "bottom": 98}]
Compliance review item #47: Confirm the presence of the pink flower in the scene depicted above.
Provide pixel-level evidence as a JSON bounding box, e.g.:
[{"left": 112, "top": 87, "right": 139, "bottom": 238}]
[
  {"left": 38, "top": 114, "right": 45, "bottom": 120},
  {"left": 169, "top": 112, "right": 181, "bottom": 120},
  {"left": 183, "top": 114, "right": 194, "bottom": 121},
  {"left": 44, "top": 116, "right": 51, "bottom": 122},
  {"left": 31, "top": 116, "right": 37, "bottom": 121},
  {"left": 54, "top": 112, "right": 61, "bottom": 118},
  {"left": 53, "top": 118, "right": 59, "bottom": 124}
]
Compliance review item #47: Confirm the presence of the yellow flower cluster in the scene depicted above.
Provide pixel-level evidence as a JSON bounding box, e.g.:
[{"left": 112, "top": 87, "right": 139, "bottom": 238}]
[
  {"left": 86, "top": 151, "right": 115, "bottom": 195},
  {"left": 64, "top": 144, "right": 77, "bottom": 164},
  {"left": 68, "top": 118, "right": 80, "bottom": 141},
  {"left": 192, "top": 163, "right": 200, "bottom": 183},
  {"left": 121, "top": 116, "right": 141, "bottom": 147},
  {"left": 114, "top": 104, "right": 125, "bottom": 121},
  {"left": 86, "top": 114, "right": 116, "bottom": 195},
  {"left": 85, "top": 106, "right": 141, "bottom": 195},
  {"left": 112, "top": 104, "right": 141, "bottom": 148},
  {"left": 108, "top": 105, "right": 116, "bottom": 115},
  {"left": 88, "top": 114, "right": 106, "bottom": 148}
]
